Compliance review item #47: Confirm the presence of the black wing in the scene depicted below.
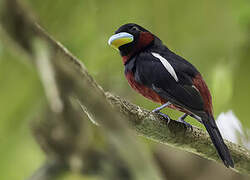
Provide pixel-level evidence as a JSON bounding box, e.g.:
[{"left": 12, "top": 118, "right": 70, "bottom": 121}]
[{"left": 134, "top": 51, "right": 204, "bottom": 113}]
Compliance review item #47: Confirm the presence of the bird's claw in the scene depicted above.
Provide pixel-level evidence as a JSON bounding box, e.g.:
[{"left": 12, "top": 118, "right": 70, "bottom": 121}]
[
  {"left": 177, "top": 118, "right": 193, "bottom": 130},
  {"left": 152, "top": 111, "right": 171, "bottom": 124},
  {"left": 152, "top": 109, "right": 158, "bottom": 113}
]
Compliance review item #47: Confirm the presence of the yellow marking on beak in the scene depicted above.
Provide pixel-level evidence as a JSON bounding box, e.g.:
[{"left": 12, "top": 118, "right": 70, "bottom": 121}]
[{"left": 108, "top": 32, "right": 134, "bottom": 50}]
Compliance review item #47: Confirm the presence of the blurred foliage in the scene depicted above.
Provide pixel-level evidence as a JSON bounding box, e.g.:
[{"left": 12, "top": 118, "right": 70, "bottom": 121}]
[{"left": 0, "top": 0, "right": 250, "bottom": 179}]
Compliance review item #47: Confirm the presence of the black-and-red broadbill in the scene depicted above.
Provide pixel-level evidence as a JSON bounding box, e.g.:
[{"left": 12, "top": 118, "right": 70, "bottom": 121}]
[{"left": 108, "top": 23, "right": 234, "bottom": 168}]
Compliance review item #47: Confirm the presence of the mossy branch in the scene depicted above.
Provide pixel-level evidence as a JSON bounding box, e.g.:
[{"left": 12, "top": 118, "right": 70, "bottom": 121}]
[{"left": 1, "top": 0, "right": 250, "bottom": 177}]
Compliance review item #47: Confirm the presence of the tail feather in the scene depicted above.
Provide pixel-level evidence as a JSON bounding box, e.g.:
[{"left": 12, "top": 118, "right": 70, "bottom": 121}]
[{"left": 202, "top": 114, "right": 234, "bottom": 168}]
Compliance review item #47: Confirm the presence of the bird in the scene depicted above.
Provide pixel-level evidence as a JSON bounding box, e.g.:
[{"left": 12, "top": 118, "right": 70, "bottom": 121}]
[{"left": 108, "top": 23, "right": 234, "bottom": 168}]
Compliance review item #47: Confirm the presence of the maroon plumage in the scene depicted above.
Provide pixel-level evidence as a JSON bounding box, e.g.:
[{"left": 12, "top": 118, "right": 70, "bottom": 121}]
[
  {"left": 192, "top": 74, "right": 213, "bottom": 115},
  {"left": 109, "top": 23, "right": 234, "bottom": 168}
]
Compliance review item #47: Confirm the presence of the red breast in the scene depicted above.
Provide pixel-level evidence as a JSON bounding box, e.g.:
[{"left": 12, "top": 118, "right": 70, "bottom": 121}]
[{"left": 125, "top": 71, "right": 190, "bottom": 113}]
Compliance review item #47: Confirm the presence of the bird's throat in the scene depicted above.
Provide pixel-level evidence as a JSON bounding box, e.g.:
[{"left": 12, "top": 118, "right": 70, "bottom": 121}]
[{"left": 121, "top": 32, "right": 154, "bottom": 64}]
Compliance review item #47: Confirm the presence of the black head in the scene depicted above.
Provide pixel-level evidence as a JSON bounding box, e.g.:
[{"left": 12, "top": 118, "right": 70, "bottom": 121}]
[{"left": 108, "top": 23, "right": 155, "bottom": 62}]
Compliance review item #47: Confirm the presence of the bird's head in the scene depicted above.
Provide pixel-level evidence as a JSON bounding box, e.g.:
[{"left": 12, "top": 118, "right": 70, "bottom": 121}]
[{"left": 108, "top": 23, "right": 155, "bottom": 63}]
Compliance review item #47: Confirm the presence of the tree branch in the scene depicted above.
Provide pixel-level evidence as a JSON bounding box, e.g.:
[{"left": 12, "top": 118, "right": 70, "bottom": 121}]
[
  {"left": 106, "top": 93, "right": 250, "bottom": 174},
  {"left": 1, "top": 0, "right": 250, "bottom": 176},
  {"left": 27, "top": 160, "right": 67, "bottom": 180},
  {"left": 0, "top": 1, "right": 164, "bottom": 179}
]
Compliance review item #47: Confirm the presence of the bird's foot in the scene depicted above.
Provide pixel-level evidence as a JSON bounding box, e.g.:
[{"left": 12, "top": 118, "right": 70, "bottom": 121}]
[
  {"left": 152, "top": 102, "right": 171, "bottom": 113},
  {"left": 190, "top": 114, "right": 203, "bottom": 124},
  {"left": 152, "top": 110, "right": 171, "bottom": 124},
  {"left": 152, "top": 109, "right": 159, "bottom": 113},
  {"left": 177, "top": 117, "right": 193, "bottom": 129}
]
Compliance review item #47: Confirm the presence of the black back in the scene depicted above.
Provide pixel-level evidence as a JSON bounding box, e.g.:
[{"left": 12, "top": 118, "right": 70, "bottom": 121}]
[{"left": 125, "top": 40, "right": 204, "bottom": 113}]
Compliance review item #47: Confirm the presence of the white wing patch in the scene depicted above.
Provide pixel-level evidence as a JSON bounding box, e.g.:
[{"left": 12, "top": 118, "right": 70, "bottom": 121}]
[
  {"left": 192, "top": 85, "right": 200, "bottom": 92},
  {"left": 151, "top": 52, "right": 179, "bottom": 82}
]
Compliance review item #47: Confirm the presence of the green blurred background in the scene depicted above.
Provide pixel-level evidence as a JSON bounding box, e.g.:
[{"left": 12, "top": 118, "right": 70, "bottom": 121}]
[{"left": 0, "top": 0, "right": 250, "bottom": 179}]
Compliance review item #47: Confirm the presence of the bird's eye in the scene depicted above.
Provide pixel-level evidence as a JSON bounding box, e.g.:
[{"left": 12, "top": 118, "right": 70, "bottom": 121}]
[{"left": 131, "top": 26, "right": 139, "bottom": 31}]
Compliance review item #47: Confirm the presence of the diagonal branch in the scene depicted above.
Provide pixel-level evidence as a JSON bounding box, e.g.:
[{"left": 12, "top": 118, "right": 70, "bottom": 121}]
[
  {"left": 105, "top": 93, "right": 250, "bottom": 174},
  {"left": 1, "top": 0, "right": 250, "bottom": 176},
  {"left": 0, "top": 1, "right": 163, "bottom": 179},
  {"left": 27, "top": 160, "right": 68, "bottom": 180}
]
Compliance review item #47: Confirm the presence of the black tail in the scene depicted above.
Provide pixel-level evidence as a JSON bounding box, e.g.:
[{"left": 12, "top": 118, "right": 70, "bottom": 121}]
[{"left": 202, "top": 114, "right": 234, "bottom": 168}]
